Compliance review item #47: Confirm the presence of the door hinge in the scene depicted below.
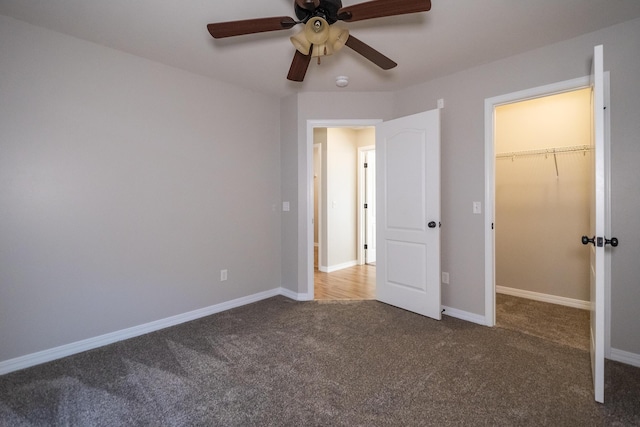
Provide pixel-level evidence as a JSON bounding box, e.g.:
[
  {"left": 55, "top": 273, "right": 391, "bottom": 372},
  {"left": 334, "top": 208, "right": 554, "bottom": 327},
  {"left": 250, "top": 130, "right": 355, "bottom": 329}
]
[
  {"left": 364, "top": 203, "right": 368, "bottom": 209},
  {"left": 364, "top": 162, "right": 368, "bottom": 168},
  {"left": 364, "top": 244, "right": 368, "bottom": 249}
]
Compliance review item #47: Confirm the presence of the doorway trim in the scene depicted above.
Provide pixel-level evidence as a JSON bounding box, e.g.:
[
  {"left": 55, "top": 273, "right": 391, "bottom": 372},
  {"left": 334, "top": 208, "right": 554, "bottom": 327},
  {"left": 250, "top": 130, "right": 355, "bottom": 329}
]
[
  {"left": 313, "top": 143, "right": 323, "bottom": 270},
  {"left": 358, "top": 144, "right": 375, "bottom": 266},
  {"left": 305, "top": 119, "right": 382, "bottom": 299},
  {"left": 484, "top": 75, "right": 611, "bottom": 336}
]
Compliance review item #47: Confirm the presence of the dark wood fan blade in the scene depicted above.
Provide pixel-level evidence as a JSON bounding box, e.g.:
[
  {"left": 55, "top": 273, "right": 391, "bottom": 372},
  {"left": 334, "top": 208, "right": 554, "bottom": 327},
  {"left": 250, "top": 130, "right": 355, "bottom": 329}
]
[
  {"left": 345, "top": 35, "right": 397, "bottom": 70},
  {"left": 287, "top": 49, "right": 313, "bottom": 81},
  {"left": 338, "top": 0, "right": 431, "bottom": 22},
  {"left": 295, "top": 0, "right": 321, "bottom": 11},
  {"left": 207, "top": 16, "right": 297, "bottom": 38}
]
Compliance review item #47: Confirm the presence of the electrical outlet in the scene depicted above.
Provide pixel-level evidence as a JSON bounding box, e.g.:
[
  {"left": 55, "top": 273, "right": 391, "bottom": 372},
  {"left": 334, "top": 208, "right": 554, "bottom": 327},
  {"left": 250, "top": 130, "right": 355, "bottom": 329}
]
[
  {"left": 220, "top": 269, "right": 228, "bottom": 281},
  {"left": 441, "top": 272, "right": 450, "bottom": 284}
]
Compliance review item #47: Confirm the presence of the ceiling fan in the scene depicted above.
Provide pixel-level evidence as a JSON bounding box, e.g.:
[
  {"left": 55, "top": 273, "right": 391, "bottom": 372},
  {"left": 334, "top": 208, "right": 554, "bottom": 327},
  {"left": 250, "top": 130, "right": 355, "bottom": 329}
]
[{"left": 207, "top": 0, "right": 432, "bottom": 82}]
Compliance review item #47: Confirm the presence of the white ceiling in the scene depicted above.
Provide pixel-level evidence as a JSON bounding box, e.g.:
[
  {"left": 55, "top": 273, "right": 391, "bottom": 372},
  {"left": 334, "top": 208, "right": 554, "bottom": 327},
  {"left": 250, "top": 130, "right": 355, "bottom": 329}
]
[{"left": 2, "top": 0, "right": 640, "bottom": 97}]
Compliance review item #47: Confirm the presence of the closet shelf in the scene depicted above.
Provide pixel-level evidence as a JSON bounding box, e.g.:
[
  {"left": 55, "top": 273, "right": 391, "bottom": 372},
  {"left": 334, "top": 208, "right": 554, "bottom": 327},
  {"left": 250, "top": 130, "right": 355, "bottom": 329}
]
[{"left": 496, "top": 144, "right": 592, "bottom": 159}]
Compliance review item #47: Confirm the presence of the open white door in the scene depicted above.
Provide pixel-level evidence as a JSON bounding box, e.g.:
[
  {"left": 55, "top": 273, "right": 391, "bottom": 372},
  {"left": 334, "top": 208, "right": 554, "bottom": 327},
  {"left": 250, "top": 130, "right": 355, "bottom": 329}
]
[
  {"left": 585, "top": 44, "right": 606, "bottom": 404},
  {"left": 365, "top": 150, "right": 377, "bottom": 264},
  {"left": 376, "top": 109, "right": 441, "bottom": 319}
]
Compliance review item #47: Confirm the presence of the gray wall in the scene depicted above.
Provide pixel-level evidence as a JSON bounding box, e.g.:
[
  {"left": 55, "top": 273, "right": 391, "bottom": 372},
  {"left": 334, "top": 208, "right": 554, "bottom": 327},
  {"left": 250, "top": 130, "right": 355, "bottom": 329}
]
[
  {"left": 279, "top": 95, "right": 299, "bottom": 294},
  {"left": 392, "top": 18, "right": 640, "bottom": 355},
  {"left": 0, "top": 16, "right": 282, "bottom": 362}
]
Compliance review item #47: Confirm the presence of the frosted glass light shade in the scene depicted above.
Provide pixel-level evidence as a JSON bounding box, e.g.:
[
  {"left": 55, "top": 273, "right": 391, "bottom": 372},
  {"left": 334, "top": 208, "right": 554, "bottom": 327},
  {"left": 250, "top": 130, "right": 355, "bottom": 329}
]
[
  {"left": 330, "top": 26, "right": 349, "bottom": 51},
  {"left": 290, "top": 31, "right": 311, "bottom": 55},
  {"left": 289, "top": 20, "right": 349, "bottom": 58}
]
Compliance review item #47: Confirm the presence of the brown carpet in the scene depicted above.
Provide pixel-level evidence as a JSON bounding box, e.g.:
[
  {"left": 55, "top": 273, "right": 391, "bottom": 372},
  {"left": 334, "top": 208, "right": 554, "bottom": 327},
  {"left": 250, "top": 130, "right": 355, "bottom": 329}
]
[
  {"left": 496, "top": 293, "right": 590, "bottom": 351},
  {"left": 1, "top": 296, "right": 639, "bottom": 426}
]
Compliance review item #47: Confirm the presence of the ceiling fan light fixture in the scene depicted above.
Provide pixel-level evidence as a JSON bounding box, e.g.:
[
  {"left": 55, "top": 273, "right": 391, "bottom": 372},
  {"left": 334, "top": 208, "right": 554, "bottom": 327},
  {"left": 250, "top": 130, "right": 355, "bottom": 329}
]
[{"left": 291, "top": 17, "right": 348, "bottom": 58}]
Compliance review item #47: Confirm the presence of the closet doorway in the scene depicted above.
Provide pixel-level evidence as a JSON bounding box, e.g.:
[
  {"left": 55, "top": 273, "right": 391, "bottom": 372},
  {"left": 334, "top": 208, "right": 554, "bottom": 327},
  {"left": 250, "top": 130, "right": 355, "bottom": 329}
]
[{"left": 494, "top": 87, "right": 592, "bottom": 348}]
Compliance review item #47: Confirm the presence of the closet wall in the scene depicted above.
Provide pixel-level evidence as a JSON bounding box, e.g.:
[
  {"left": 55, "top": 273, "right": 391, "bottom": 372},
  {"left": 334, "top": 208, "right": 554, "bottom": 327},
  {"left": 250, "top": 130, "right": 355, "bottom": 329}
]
[{"left": 495, "top": 88, "right": 591, "bottom": 302}]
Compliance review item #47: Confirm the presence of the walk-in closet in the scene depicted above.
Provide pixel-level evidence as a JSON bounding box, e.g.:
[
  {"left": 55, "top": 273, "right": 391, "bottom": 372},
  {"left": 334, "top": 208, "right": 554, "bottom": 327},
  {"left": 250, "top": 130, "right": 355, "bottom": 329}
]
[{"left": 495, "top": 88, "right": 592, "bottom": 345}]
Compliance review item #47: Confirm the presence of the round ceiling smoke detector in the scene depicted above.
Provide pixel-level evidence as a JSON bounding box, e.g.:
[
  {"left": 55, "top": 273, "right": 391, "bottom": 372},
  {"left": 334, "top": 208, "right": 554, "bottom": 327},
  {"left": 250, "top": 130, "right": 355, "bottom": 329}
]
[{"left": 335, "top": 76, "right": 349, "bottom": 88}]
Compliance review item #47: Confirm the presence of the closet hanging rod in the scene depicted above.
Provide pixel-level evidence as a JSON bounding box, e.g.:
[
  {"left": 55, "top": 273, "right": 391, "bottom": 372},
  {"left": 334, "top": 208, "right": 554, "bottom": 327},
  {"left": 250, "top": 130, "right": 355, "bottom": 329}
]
[{"left": 496, "top": 144, "right": 592, "bottom": 159}]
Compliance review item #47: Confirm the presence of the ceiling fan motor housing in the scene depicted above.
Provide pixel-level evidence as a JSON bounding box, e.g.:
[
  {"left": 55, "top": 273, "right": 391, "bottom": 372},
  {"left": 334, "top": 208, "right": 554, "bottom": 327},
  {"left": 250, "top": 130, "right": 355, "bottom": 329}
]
[{"left": 294, "top": 0, "right": 343, "bottom": 24}]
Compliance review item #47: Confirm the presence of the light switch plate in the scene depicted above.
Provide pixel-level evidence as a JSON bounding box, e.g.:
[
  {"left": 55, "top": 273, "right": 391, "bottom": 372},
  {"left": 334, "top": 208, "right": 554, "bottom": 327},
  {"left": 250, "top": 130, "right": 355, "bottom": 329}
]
[
  {"left": 473, "top": 201, "right": 482, "bottom": 214},
  {"left": 442, "top": 272, "right": 450, "bottom": 284}
]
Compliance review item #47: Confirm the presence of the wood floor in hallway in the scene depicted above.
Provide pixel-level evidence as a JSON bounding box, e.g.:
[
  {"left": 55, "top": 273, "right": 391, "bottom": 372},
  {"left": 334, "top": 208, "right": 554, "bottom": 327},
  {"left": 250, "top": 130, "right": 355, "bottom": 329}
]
[
  {"left": 314, "top": 264, "right": 376, "bottom": 300},
  {"left": 314, "top": 248, "right": 375, "bottom": 300}
]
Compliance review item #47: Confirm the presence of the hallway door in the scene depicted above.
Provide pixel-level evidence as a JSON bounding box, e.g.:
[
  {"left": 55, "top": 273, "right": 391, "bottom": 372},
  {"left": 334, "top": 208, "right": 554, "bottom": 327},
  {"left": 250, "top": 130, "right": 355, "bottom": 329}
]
[{"left": 376, "top": 109, "right": 441, "bottom": 319}]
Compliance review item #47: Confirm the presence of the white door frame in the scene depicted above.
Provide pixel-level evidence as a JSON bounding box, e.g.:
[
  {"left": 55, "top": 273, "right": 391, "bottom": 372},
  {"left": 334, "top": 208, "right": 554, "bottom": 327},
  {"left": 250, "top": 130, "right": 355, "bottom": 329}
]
[
  {"left": 484, "top": 74, "right": 611, "bottom": 348},
  {"left": 306, "top": 119, "right": 383, "bottom": 299},
  {"left": 358, "top": 145, "right": 375, "bottom": 265},
  {"left": 313, "top": 143, "right": 323, "bottom": 270}
]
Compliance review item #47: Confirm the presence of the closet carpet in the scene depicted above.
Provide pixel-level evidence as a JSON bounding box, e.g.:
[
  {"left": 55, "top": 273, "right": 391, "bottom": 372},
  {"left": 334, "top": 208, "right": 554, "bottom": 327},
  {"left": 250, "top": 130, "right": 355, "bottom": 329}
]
[{"left": 496, "top": 293, "right": 590, "bottom": 351}]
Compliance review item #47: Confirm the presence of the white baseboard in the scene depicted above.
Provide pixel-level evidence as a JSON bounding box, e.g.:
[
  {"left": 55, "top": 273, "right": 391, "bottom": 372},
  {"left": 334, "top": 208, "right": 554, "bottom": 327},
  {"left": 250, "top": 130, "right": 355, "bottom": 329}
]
[
  {"left": 319, "top": 260, "right": 358, "bottom": 273},
  {"left": 609, "top": 348, "right": 640, "bottom": 368},
  {"left": 7, "top": 287, "right": 633, "bottom": 376},
  {"left": 496, "top": 285, "right": 590, "bottom": 310},
  {"left": 442, "top": 305, "right": 488, "bottom": 326},
  {"left": 0, "top": 288, "right": 285, "bottom": 376},
  {"left": 279, "top": 287, "right": 313, "bottom": 301}
]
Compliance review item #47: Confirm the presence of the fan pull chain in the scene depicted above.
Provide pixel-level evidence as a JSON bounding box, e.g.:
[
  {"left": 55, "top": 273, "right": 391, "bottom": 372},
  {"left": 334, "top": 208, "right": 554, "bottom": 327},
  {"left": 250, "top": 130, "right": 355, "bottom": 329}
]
[{"left": 316, "top": 46, "right": 328, "bottom": 65}]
